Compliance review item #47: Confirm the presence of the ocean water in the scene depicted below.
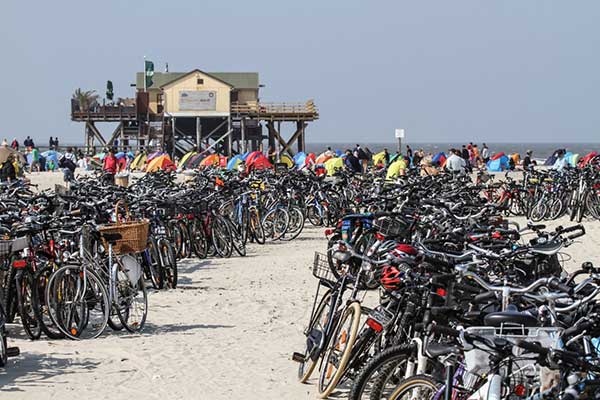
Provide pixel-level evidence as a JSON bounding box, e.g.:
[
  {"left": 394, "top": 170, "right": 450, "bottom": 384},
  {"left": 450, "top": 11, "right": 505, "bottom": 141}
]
[{"left": 306, "top": 142, "right": 600, "bottom": 160}]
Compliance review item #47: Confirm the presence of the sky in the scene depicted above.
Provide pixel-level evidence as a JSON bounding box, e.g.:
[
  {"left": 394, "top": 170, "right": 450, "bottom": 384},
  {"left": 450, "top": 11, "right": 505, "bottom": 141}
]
[{"left": 1, "top": 0, "right": 599, "bottom": 144}]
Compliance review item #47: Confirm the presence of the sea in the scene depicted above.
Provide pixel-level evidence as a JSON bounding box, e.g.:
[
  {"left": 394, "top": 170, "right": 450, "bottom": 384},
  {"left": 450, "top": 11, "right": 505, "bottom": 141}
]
[{"left": 305, "top": 142, "right": 599, "bottom": 161}]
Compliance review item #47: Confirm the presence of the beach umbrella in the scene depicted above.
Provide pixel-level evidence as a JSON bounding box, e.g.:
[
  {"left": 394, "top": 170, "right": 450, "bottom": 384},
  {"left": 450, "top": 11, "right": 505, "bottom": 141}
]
[
  {"left": 372, "top": 151, "right": 386, "bottom": 166},
  {"left": 0, "top": 147, "right": 26, "bottom": 164},
  {"left": 146, "top": 154, "right": 176, "bottom": 172},
  {"left": 324, "top": 157, "right": 344, "bottom": 176},
  {"left": 335, "top": 149, "right": 343, "bottom": 157},
  {"left": 130, "top": 153, "right": 146, "bottom": 170},
  {"left": 179, "top": 151, "right": 197, "bottom": 168},
  {"left": 386, "top": 158, "right": 408, "bottom": 180},
  {"left": 315, "top": 152, "right": 332, "bottom": 164},
  {"left": 227, "top": 154, "right": 244, "bottom": 170}
]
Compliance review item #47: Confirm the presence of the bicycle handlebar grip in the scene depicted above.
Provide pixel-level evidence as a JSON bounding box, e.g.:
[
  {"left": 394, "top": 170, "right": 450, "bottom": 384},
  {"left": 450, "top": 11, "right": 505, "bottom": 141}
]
[
  {"left": 548, "top": 279, "right": 572, "bottom": 294},
  {"left": 517, "top": 340, "right": 549, "bottom": 356},
  {"left": 563, "top": 320, "right": 594, "bottom": 338},
  {"left": 430, "top": 324, "right": 461, "bottom": 338}
]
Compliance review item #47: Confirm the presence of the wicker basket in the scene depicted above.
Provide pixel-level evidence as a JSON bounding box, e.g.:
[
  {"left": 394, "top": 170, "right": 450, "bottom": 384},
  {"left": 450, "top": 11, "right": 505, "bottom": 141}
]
[
  {"left": 114, "top": 174, "right": 129, "bottom": 188},
  {"left": 99, "top": 200, "right": 149, "bottom": 255}
]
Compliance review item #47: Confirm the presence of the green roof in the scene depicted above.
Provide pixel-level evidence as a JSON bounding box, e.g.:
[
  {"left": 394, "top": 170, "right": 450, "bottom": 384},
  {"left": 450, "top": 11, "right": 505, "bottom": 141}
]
[{"left": 135, "top": 71, "right": 259, "bottom": 90}]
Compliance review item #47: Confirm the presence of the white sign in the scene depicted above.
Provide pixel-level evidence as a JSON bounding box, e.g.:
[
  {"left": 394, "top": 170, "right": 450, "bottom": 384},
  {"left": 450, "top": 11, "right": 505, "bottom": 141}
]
[
  {"left": 179, "top": 90, "right": 217, "bottom": 111},
  {"left": 395, "top": 129, "right": 405, "bottom": 139}
]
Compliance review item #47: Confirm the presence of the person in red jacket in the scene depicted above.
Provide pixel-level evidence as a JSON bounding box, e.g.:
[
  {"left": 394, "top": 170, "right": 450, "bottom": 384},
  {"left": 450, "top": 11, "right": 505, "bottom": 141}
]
[{"left": 103, "top": 148, "right": 117, "bottom": 184}]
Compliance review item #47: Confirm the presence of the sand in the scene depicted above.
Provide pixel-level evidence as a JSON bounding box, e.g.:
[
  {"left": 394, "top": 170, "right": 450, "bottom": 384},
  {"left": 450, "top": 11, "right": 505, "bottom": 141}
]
[{"left": 0, "top": 171, "right": 598, "bottom": 399}]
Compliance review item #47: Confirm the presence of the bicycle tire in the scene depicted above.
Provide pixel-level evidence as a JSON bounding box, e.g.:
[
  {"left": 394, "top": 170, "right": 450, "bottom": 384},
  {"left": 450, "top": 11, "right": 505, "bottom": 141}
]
[
  {"left": 388, "top": 375, "right": 440, "bottom": 400},
  {"left": 298, "top": 289, "right": 333, "bottom": 383}
]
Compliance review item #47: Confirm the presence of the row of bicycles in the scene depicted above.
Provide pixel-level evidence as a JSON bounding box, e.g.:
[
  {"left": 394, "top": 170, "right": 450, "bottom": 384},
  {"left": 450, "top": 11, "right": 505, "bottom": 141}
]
[
  {"left": 477, "top": 164, "right": 600, "bottom": 222},
  {"left": 0, "top": 167, "right": 361, "bottom": 368},
  {"left": 294, "top": 170, "right": 600, "bottom": 399}
]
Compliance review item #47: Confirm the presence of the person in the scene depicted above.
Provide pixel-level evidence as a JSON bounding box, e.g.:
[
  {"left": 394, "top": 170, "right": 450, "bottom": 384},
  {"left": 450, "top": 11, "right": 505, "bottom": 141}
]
[
  {"left": 10, "top": 138, "right": 19, "bottom": 151},
  {"left": 1, "top": 139, "right": 8, "bottom": 147},
  {"left": 30, "top": 146, "right": 41, "bottom": 172},
  {"left": 446, "top": 149, "right": 466, "bottom": 174},
  {"left": 552, "top": 150, "right": 567, "bottom": 172},
  {"left": 412, "top": 148, "right": 423, "bottom": 168},
  {"left": 47, "top": 158, "right": 56, "bottom": 172},
  {"left": 522, "top": 150, "right": 534, "bottom": 170},
  {"left": 23, "top": 136, "right": 32, "bottom": 148},
  {"left": 481, "top": 143, "right": 490, "bottom": 163},
  {"left": 383, "top": 148, "right": 390, "bottom": 165},
  {"left": 406, "top": 145, "right": 413, "bottom": 159},
  {"left": 420, "top": 158, "right": 439, "bottom": 176},
  {"left": 58, "top": 155, "right": 76, "bottom": 182},
  {"left": 103, "top": 148, "right": 118, "bottom": 183},
  {"left": 64, "top": 147, "right": 76, "bottom": 163},
  {"left": 54, "top": 137, "right": 59, "bottom": 149},
  {"left": 354, "top": 144, "right": 368, "bottom": 172},
  {"left": 0, "top": 154, "right": 17, "bottom": 182},
  {"left": 77, "top": 155, "right": 89, "bottom": 171},
  {"left": 49, "top": 136, "right": 54, "bottom": 149},
  {"left": 344, "top": 149, "right": 361, "bottom": 173},
  {"left": 472, "top": 144, "right": 480, "bottom": 166}
]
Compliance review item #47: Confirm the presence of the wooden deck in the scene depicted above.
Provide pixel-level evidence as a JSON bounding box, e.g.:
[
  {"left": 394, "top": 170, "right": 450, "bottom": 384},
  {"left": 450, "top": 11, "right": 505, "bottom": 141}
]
[
  {"left": 71, "top": 106, "right": 137, "bottom": 122},
  {"left": 231, "top": 100, "right": 318, "bottom": 121}
]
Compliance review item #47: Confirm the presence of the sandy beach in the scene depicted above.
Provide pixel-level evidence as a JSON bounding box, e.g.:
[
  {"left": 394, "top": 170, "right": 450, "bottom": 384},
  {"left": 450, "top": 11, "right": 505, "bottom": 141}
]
[{"left": 0, "top": 171, "right": 598, "bottom": 399}]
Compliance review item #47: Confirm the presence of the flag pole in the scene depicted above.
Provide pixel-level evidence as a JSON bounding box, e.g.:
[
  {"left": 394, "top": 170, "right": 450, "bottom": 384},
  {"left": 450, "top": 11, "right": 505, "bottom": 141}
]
[{"left": 143, "top": 56, "right": 147, "bottom": 91}]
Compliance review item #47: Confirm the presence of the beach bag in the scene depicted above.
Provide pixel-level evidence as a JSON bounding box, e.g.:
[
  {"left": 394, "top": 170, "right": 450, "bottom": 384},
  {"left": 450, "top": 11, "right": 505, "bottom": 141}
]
[{"left": 99, "top": 200, "right": 149, "bottom": 255}]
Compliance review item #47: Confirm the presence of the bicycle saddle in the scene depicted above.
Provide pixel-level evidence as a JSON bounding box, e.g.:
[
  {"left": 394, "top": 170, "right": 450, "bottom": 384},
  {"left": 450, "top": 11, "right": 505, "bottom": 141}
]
[
  {"left": 426, "top": 342, "right": 462, "bottom": 358},
  {"left": 484, "top": 310, "right": 539, "bottom": 327}
]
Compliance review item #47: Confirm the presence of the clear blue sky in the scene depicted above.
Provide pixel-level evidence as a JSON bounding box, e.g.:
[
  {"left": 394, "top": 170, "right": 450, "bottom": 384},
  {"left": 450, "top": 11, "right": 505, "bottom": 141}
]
[{"left": 1, "top": 0, "right": 599, "bottom": 144}]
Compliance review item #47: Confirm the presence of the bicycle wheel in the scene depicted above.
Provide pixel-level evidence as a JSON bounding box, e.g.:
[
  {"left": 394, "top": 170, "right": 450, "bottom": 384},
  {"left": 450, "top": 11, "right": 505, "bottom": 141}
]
[
  {"left": 115, "top": 261, "right": 148, "bottom": 333},
  {"left": 530, "top": 201, "right": 547, "bottom": 222},
  {"left": 388, "top": 375, "right": 440, "bottom": 400},
  {"left": 348, "top": 344, "right": 412, "bottom": 400},
  {"left": 32, "top": 264, "right": 65, "bottom": 339},
  {"left": 226, "top": 218, "right": 246, "bottom": 257},
  {"left": 0, "top": 327, "right": 6, "bottom": 367},
  {"left": 158, "top": 239, "right": 177, "bottom": 289},
  {"left": 318, "top": 301, "right": 362, "bottom": 398},
  {"left": 249, "top": 209, "right": 265, "bottom": 245},
  {"left": 281, "top": 206, "right": 305, "bottom": 241},
  {"left": 17, "top": 270, "right": 42, "bottom": 340},
  {"left": 307, "top": 205, "right": 324, "bottom": 226},
  {"left": 191, "top": 218, "right": 208, "bottom": 259},
  {"left": 298, "top": 289, "right": 333, "bottom": 383},
  {"left": 178, "top": 220, "right": 193, "bottom": 259},
  {"left": 211, "top": 216, "right": 233, "bottom": 258},
  {"left": 262, "top": 208, "right": 290, "bottom": 241},
  {"left": 145, "top": 237, "right": 164, "bottom": 289},
  {"left": 46, "top": 266, "right": 110, "bottom": 340}
]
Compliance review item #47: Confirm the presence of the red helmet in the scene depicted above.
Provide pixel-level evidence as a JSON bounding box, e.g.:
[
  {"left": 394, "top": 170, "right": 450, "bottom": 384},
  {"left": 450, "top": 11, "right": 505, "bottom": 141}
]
[
  {"left": 388, "top": 244, "right": 417, "bottom": 264},
  {"left": 380, "top": 265, "right": 405, "bottom": 291}
]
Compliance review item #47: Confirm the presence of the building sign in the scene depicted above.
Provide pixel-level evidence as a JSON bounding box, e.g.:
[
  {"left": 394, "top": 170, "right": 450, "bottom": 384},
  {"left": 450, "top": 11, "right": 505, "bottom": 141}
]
[
  {"left": 395, "top": 129, "right": 405, "bottom": 139},
  {"left": 179, "top": 90, "right": 217, "bottom": 111}
]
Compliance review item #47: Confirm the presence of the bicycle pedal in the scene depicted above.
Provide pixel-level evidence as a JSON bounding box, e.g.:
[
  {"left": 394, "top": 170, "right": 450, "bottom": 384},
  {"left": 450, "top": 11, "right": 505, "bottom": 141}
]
[
  {"left": 7, "top": 347, "right": 20, "bottom": 357},
  {"left": 291, "top": 352, "right": 305, "bottom": 363}
]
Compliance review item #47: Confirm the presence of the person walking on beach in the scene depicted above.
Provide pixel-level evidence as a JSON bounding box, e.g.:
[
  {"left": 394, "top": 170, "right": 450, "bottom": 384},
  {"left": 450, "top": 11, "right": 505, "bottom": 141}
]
[
  {"left": 0, "top": 154, "right": 17, "bottom": 182},
  {"left": 29, "top": 146, "right": 40, "bottom": 172},
  {"left": 344, "top": 149, "right": 361, "bottom": 173},
  {"left": 54, "top": 137, "right": 59, "bottom": 149},
  {"left": 103, "top": 148, "right": 118, "bottom": 183},
  {"left": 446, "top": 149, "right": 466, "bottom": 174},
  {"left": 64, "top": 147, "right": 76, "bottom": 163},
  {"left": 354, "top": 144, "right": 368, "bottom": 172},
  {"left": 10, "top": 138, "right": 19, "bottom": 151},
  {"left": 481, "top": 143, "right": 490, "bottom": 163},
  {"left": 49, "top": 136, "right": 54, "bottom": 149},
  {"left": 523, "top": 150, "right": 534, "bottom": 170},
  {"left": 383, "top": 148, "right": 390, "bottom": 165}
]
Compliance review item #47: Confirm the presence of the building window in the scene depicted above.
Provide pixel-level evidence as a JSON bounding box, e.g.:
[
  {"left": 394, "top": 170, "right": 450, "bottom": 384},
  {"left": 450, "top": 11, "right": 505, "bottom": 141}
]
[{"left": 197, "top": 78, "right": 204, "bottom": 85}]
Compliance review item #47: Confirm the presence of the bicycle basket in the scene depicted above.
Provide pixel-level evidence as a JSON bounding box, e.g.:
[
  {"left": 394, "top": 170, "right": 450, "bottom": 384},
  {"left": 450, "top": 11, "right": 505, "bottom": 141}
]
[
  {"left": 99, "top": 200, "right": 149, "bottom": 255},
  {"left": 373, "top": 216, "right": 409, "bottom": 238},
  {"left": 312, "top": 252, "right": 336, "bottom": 285},
  {"left": 0, "top": 237, "right": 28, "bottom": 257}
]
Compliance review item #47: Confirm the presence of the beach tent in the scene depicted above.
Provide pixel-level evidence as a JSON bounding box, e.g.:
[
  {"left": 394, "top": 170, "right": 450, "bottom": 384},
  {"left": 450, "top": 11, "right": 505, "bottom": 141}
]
[
  {"left": 130, "top": 153, "right": 147, "bottom": 170},
  {"left": 305, "top": 153, "right": 316, "bottom": 167},
  {"left": 324, "top": 157, "right": 344, "bottom": 176},
  {"left": 487, "top": 155, "right": 510, "bottom": 172},
  {"left": 179, "top": 151, "right": 197, "bottom": 168},
  {"left": 293, "top": 152, "right": 307, "bottom": 169},
  {"left": 578, "top": 152, "right": 598, "bottom": 167},
  {"left": 246, "top": 153, "right": 272, "bottom": 172},
  {"left": 200, "top": 154, "right": 227, "bottom": 168},
  {"left": 568, "top": 153, "right": 579, "bottom": 167},
  {"left": 115, "top": 151, "right": 126, "bottom": 160},
  {"left": 42, "top": 151, "right": 60, "bottom": 166},
  {"left": 227, "top": 154, "right": 245, "bottom": 170},
  {"left": 147, "top": 151, "right": 163, "bottom": 162},
  {"left": 386, "top": 158, "right": 408, "bottom": 180},
  {"left": 240, "top": 151, "right": 251, "bottom": 160},
  {"left": 544, "top": 148, "right": 566, "bottom": 166},
  {"left": 145, "top": 154, "right": 176, "bottom": 172},
  {"left": 279, "top": 154, "right": 294, "bottom": 168},
  {"left": 335, "top": 149, "right": 343, "bottom": 157},
  {"left": 315, "top": 152, "right": 333, "bottom": 164},
  {"left": 491, "top": 152, "right": 505, "bottom": 161},
  {"left": 372, "top": 151, "right": 387, "bottom": 166},
  {"left": 431, "top": 152, "right": 446, "bottom": 167}
]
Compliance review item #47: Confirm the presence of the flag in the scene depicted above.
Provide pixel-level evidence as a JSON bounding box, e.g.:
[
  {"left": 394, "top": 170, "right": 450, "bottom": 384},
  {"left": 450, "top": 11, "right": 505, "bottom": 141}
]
[
  {"left": 145, "top": 60, "right": 154, "bottom": 88},
  {"left": 106, "top": 80, "right": 114, "bottom": 100},
  {"left": 165, "top": 62, "right": 169, "bottom": 72}
]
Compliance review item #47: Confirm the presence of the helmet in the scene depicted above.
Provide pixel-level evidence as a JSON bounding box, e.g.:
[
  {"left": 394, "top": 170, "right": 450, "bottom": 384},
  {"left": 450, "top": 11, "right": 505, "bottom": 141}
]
[
  {"left": 380, "top": 264, "right": 409, "bottom": 291},
  {"left": 388, "top": 244, "right": 417, "bottom": 264}
]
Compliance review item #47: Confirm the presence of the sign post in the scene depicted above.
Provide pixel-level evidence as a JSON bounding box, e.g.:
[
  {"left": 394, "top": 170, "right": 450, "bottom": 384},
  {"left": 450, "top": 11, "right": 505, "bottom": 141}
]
[{"left": 395, "top": 129, "right": 405, "bottom": 153}]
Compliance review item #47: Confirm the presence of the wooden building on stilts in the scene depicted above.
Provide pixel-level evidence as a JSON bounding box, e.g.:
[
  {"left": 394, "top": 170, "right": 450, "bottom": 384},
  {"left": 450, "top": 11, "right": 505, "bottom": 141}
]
[{"left": 71, "top": 69, "right": 318, "bottom": 159}]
